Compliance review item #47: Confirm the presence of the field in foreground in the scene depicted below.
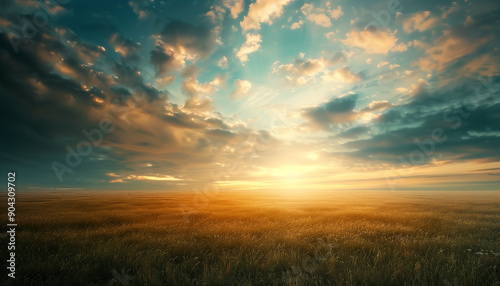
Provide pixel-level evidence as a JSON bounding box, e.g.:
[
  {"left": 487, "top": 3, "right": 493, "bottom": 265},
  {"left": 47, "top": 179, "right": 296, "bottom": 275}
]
[{"left": 0, "top": 190, "right": 499, "bottom": 286}]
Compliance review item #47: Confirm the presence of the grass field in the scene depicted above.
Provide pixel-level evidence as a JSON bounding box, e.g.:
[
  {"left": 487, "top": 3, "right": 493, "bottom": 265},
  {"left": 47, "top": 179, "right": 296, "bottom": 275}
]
[{"left": 1, "top": 190, "right": 499, "bottom": 285}]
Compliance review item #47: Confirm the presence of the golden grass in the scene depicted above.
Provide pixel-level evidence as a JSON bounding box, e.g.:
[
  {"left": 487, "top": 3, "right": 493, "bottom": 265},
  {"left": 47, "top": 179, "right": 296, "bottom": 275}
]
[{"left": 1, "top": 190, "right": 499, "bottom": 285}]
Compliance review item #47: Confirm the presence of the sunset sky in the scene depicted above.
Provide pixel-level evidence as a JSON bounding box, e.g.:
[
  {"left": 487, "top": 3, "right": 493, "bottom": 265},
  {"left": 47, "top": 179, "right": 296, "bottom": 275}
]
[{"left": 1, "top": 0, "right": 499, "bottom": 192}]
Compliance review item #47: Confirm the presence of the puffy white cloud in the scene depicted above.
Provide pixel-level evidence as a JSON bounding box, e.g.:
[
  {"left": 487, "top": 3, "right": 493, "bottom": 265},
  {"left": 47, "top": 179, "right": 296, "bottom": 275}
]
[
  {"left": 300, "top": 3, "right": 314, "bottom": 15},
  {"left": 231, "top": 79, "right": 252, "bottom": 97},
  {"left": 182, "top": 69, "right": 226, "bottom": 98},
  {"left": 322, "top": 66, "right": 362, "bottom": 83},
  {"left": 300, "top": 3, "right": 341, "bottom": 28},
  {"left": 328, "top": 5, "right": 343, "bottom": 20},
  {"left": 290, "top": 20, "right": 303, "bottom": 30},
  {"left": 240, "top": 0, "right": 293, "bottom": 31},
  {"left": 235, "top": 33, "right": 262, "bottom": 63},
  {"left": 183, "top": 97, "right": 214, "bottom": 112},
  {"left": 324, "top": 31, "right": 335, "bottom": 39},
  {"left": 274, "top": 53, "right": 354, "bottom": 85},
  {"left": 155, "top": 75, "right": 176, "bottom": 88},
  {"left": 377, "top": 61, "right": 389, "bottom": 68},
  {"left": 183, "top": 77, "right": 217, "bottom": 97},
  {"left": 395, "top": 87, "right": 409, "bottom": 93},
  {"left": 402, "top": 11, "right": 438, "bottom": 33},
  {"left": 306, "top": 13, "right": 332, "bottom": 27},
  {"left": 218, "top": 56, "right": 228, "bottom": 69},
  {"left": 366, "top": 100, "right": 392, "bottom": 112},
  {"left": 341, "top": 29, "right": 398, "bottom": 54},
  {"left": 223, "top": 0, "right": 244, "bottom": 19},
  {"left": 390, "top": 64, "right": 400, "bottom": 70},
  {"left": 391, "top": 42, "right": 410, "bottom": 52},
  {"left": 277, "top": 58, "right": 328, "bottom": 76},
  {"left": 274, "top": 57, "right": 332, "bottom": 85},
  {"left": 206, "top": 5, "right": 226, "bottom": 23}
]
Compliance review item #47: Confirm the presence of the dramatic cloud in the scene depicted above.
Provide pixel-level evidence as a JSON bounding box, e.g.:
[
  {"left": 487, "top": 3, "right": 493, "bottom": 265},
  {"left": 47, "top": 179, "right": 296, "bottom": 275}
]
[
  {"left": 341, "top": 81, "right": 500, "bottom": 165},
  {"left": 2, "top": 0, "right": 500, "bottom": 191},
  {"left": 0, "top": 5, "right": 259, "bottom": 189}
]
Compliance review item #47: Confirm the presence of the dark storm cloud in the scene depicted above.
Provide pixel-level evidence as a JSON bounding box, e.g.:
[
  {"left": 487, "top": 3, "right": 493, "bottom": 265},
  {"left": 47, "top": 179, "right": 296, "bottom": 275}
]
[
  {"left": 150, "top": 45, "right": 181, "bottom": 75},
  {"left": 160, "top": 21, "right": 218, "bottom": 59},
  {"left": 336, "top": 126, "right": 371, "bottom": 139},
  {"left": 150, "top": 20, "right": 219, "bottom": 77},
  {"left": 113, "top": 63, "right": 143, "bottom": 86},
  {"left": 302, "top": 93, "right": 359, "bottom": 130},
  {"left": 0, "top": 6, "right": 256, "bottom": 189},
  {"left": 338, "top": 77, "right": 500, "bottom": 165},
  {"left": 128, "top": 0, "right": 150, "bottom": 18},
  {"left": 109, "top": 33, "right": 141, "bottom": 62},
  {"left": 206, "top": 129, "right": 237, "bottom": 139},
  {"left": 324, "top": 94, "right": 358, "bottom": 113}
]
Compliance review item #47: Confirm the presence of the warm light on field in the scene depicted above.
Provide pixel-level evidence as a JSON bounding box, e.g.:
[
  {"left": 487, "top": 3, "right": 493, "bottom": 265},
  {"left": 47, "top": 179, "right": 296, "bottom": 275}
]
[{"left": 5, "top": 190, "right": 498, "bottom": 285}]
